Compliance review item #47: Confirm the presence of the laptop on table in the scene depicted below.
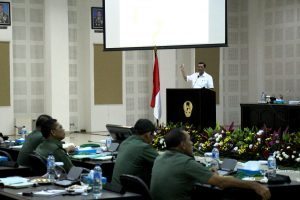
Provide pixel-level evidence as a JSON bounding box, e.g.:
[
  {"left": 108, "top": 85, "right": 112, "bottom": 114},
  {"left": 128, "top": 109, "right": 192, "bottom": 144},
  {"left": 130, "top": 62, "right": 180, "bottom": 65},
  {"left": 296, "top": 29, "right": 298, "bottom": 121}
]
[
  {"left": 217, "top": 158, "right": 237, "bottom": 176},
  {"left": 55, "top": 166, "right": 83, "bottom": 187}
]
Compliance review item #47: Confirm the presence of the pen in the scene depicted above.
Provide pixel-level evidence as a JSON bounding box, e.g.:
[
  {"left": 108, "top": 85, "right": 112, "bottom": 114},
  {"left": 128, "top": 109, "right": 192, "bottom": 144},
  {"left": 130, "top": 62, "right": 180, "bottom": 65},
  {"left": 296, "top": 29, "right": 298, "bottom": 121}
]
[{"left": 22, "top": 192, "right": 33, "bottom": 196}]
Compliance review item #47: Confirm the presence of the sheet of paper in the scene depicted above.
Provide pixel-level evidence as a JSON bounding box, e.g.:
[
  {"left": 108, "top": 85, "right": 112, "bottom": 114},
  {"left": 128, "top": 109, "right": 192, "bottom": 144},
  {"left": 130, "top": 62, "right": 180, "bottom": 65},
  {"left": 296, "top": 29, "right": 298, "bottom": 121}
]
[{"left": 33, "top": 190, "right": 66, "bottom": 196}]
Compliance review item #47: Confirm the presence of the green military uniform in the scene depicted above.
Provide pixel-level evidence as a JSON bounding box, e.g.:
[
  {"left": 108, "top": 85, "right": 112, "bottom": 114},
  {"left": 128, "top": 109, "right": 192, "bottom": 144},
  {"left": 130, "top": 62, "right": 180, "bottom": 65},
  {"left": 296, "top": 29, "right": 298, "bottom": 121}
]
[
  {"left": 111, "top": 135, "right": 158, "bottom": 186},
  {"left": 17, "top": 130, "right": 45, "bottom": 166},
  {"left": 150, "top": 150, "right": 213, "bottom": 200},
  {"left": 35, "top": 138, "right": 73, "bottom": 172}
]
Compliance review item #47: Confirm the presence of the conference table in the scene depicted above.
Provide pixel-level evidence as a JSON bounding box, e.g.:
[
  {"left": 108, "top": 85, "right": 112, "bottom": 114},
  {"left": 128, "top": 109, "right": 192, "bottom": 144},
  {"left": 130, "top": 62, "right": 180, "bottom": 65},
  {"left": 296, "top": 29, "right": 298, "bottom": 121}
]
[
  {"left": 192, "top": 180, "right": 300, "bottom": 200},
  {"left": 1, "top": 144, "right": 300, "bottom": 200},
  {"left": 0, "top": 184, "right": 142, "bottom": 200},
  {"left": 0, "top": 144, "right": 115, "bottom": 181},
  {"left": 0, "top": 144, "right": 139, "bottom": 199}
]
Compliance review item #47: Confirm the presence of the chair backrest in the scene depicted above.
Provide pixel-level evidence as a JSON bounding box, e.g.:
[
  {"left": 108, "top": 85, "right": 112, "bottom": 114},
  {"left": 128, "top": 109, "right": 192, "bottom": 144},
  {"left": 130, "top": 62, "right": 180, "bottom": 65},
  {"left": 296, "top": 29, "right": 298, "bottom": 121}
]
[
  {"left": 192, "top": 183, "right": 261, "bottom": 200},
  {"left": 120, "top": 174, "right": 152, "bottom": 200},
  {"left": 192, "top": 183, "right": 224, "bottom": 200},
  {"left": 28, "top": 153, "right": 47, "bottom": 176},
  {"left": 0, "top": 150, "right": 13, "bottom": 161}
]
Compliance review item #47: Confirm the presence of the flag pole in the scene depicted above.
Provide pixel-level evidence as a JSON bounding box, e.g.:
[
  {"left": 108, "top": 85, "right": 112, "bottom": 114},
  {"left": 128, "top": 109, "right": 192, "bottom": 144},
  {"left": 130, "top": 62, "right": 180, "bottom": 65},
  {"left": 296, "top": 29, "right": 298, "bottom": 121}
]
[
  {"left": 154, "top": 46, "right": 158, "bottom": 127},
  {"left": 150, "top": 46, "right": 161, "bottom": 124}
]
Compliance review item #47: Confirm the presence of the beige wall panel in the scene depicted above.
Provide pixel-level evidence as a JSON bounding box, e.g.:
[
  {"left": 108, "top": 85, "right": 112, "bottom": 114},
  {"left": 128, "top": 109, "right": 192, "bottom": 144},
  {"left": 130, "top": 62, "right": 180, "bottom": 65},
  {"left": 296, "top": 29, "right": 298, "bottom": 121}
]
[
  {"left": 0, "top": 42, "right": 10, "bottom": 106},
  {"left": 94, "top": 44, "right": 122, "bottom": 104},
  {"left": 195, "top": 48, "right": 220, "bottom": 104}
]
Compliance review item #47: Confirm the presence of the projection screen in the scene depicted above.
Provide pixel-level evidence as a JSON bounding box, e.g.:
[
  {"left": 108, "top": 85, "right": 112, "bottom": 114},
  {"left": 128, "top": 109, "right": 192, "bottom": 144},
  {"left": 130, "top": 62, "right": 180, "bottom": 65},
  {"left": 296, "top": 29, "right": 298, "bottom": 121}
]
[{"left": 103, "top": 0, "right": 227, "bottom": 51}]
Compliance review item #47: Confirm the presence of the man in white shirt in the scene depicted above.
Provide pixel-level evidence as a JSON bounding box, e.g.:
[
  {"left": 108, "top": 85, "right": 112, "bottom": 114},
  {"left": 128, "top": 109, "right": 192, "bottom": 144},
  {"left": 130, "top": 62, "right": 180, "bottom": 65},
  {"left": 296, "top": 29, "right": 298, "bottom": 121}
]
[{"left": 180, "top": 61, "right": 214, "bottom": 89}]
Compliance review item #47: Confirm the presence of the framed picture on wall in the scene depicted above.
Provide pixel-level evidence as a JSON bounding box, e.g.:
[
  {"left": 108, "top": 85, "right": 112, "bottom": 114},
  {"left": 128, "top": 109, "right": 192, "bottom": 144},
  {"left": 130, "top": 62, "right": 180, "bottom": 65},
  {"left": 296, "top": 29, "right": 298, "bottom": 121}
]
[
  {"left": 0, "top": 1, "right": 11, "bottom": 26},
  {"left": 91, "top": 7, "right": 103, "bottom": 31}
]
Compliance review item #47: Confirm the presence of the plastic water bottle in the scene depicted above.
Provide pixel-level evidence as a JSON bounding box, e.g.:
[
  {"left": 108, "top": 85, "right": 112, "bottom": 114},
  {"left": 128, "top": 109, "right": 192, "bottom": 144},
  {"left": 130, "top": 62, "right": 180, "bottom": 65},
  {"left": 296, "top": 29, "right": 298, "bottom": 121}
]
[
  {"left": 93, "top": 165, "right": 102, "bottom": 199},
  {"left": 212, "top": 147, "right": 220, "bottom": 161},
  {"left": 211, "top": 147, "right": 220, "bottom": 170},
  {"left": 106, "top": 137, "right": 112, "bottom": 150},
  {"left": 47, "top": 154, "right": 56, "bottom": 182},
  {"left": 21, "top": 126, "right": 27, "bottom": 139},
  {"left": 267, "top": 153, "right": 277, "bottom": 178}
]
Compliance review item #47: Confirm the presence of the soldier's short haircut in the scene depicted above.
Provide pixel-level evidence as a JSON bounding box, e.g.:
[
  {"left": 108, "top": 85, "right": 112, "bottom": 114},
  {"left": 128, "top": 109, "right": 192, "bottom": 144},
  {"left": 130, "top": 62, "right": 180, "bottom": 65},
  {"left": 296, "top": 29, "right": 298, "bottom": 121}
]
[
  {"left": 41, "top": 119, "right": 57, "bottom": 138},
  {"left": 133, "top": 119, "right": 155, "bottom": 135},
  {"left": 36, "top": 114, "right": 52, "bottom": 128},
  {"left": 165, "top": 128, "right": 186, "bottom": 149}
]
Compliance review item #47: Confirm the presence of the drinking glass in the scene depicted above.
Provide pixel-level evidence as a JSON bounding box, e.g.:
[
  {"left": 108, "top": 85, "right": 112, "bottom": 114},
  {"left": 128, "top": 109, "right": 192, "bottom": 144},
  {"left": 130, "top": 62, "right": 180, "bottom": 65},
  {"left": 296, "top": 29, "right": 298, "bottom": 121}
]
[
  {"left": 258, "top": 169, "right": 268, "bottom": 183},
  {"left": 204, "top": 155, "right": 212, "bottom": 167},
  {"left": 260, "top": 169, "right": 267, "bottom": 178},
  {"left": 54, "top": 164, "right": 65, "bottom": 180},
  {"left": 260, "top": 164, "right": 268, "bottom": 178},
  {"left": 80, "top": 174, "right": 90, "bottom": 196},
  {"left": 55, "top": 168, "right": 63, "bottom": 180}
]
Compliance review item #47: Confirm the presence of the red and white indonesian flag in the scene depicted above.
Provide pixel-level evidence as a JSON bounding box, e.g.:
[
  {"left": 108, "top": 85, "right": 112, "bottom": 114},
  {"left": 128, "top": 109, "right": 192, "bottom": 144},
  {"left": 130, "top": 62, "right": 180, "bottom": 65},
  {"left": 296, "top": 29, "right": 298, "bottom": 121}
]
[{"left": 150, "top": 49, "right": 161, "bottom": 120}]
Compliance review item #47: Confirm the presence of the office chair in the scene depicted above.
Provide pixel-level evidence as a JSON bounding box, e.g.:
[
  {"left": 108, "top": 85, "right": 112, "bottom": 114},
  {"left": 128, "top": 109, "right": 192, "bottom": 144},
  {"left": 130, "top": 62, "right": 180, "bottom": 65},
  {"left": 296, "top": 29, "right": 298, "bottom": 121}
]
[
  {"left": 120, "top": 174, "right": 152, "bottom": 200},
  {"left": 0, "top": 150, "right": 19, "bottom": 168},
  {"left": 0, "top": 150, "right": 13, "bottom": 161},
  {"left": 28, "top": 153, "right": 47, "bottom": 176},
  {"left": 192, "top": 183, "right": 261, "bottom": 200},
  {"left": 192, "top": 183, "right": 224, "bottom": 200}
]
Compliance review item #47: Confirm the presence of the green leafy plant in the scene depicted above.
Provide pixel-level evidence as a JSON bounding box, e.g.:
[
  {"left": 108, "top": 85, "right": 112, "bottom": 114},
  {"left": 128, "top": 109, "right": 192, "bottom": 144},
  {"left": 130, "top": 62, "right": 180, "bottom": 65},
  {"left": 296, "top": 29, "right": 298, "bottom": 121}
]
[{"left": 153, "top": 123, "right": 300, "bottom": 168}]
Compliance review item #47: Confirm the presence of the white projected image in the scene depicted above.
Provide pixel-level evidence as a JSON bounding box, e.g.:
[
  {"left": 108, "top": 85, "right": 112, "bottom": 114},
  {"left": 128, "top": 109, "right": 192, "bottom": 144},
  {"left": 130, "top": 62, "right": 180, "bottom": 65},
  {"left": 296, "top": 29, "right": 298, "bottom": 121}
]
[{"left": 104, "top": 0, "right": 226, "bottom": 50}]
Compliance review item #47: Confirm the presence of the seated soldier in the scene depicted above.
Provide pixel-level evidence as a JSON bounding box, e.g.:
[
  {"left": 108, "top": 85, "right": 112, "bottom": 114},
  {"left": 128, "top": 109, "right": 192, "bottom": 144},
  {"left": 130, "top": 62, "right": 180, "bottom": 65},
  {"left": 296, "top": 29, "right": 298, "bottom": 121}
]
[
  {"left": 150, "top": 128, "right": 271, "bottom": 200},
  {"left": 36, "top": 119, "right": 74, "bottom": 172},
  {"left": 17, "top": 114, "right": 52, "bottom": 166},
  {"left": 111, "top": 119, "right": 158, "bottom": 187}
]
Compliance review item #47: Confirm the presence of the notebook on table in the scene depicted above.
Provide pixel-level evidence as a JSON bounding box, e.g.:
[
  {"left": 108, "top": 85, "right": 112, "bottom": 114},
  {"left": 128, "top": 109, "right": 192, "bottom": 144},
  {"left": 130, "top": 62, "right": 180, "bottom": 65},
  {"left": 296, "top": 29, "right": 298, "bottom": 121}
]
[
  {"left": 217, "top": 158, "right": 237, "bottom": 176},
  {"left": 0, "top": 176, "right": 34, "bottom": 188}
]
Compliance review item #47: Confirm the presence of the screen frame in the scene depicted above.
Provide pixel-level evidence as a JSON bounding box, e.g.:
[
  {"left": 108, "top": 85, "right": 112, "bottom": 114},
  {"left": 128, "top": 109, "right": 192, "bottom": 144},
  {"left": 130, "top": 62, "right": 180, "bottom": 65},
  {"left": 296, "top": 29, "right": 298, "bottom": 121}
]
[
  {"left": 102, "top": 0, "right": 228, "bottom": 51},
  {"left": 91, "top": 7, "right": 104, "bottom": 31},
  {"left": 0, "top": 2, "right": 11, "bottom": 26},
  {"left": 106, "top": 124, "right": 134, "bottom": 143}
]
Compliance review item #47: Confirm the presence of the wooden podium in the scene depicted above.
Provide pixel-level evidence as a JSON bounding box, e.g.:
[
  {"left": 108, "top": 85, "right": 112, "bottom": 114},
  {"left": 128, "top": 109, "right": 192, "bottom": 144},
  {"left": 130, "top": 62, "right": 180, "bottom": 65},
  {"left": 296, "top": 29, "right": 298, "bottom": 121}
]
[{"left": 166, "top": 88, "right": 216, "bottom": 130}]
